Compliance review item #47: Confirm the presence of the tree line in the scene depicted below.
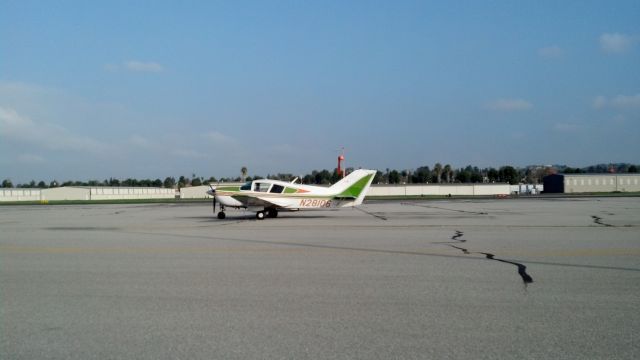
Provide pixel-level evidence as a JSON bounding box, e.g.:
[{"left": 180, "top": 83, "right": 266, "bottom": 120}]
[
  {"left": 2, "top": 163, "right": 637, "bottom": 189},
  {"left": 560, "top": 163, "right": 637, "bottom": 174}
]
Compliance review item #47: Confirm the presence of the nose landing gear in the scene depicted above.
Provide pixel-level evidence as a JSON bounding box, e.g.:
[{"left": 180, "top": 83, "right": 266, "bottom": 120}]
[{"left": 217, "top": 204, "right": 226, "bottom": 219}]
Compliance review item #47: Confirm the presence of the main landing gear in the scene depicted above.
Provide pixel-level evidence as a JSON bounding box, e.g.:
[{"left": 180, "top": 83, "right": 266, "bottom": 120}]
[
  {"left": 256, "top": 208, "right": 278, "bottom": 220},
  {"left": 217, "top": 207, "right": 277, "bottom": 220},
  {"left": 217, "top": 205, "right": 226, "bottom": 219}
]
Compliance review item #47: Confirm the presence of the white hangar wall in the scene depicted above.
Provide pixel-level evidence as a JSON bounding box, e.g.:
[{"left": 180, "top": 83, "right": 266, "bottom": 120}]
[
  {"left": 0, "top": 187, "right": 175, "bottom": 202},
  {"left": 90, "top": 187, "right": 175, "bottom": 200},
  {"left": 0, "top": 189, "right": 41, "bottom": 201},
  {"left": 564, "top": 174, "right": 640, "bottom": 193},
  {"left": 41, "top": 187, "right": 90, "bottom": 201},
  {"left": 180, "top": 185, "right": 213, "bottom": 199},
  {"left": 368, "top": 184, "right": 511, "bottom": 197},
  {"left": 179, "top": 183, "right": 246, "bottom": 199},
  {"left": 1, "top": 184, "right": 514, "bottom": 202}
]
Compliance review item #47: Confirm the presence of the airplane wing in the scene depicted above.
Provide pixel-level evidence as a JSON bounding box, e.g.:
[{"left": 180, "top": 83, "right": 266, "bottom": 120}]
[
  {"left": 229, "top": 195, "right": 290, "bottom": 209},
  {"left": 255, "top": 196, "right": 291, "bottom": 208}
]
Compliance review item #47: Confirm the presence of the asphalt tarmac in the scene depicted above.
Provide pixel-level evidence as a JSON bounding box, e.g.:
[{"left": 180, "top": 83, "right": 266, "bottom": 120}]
[{"left": 1, "top": 198, "right": 639, "bottom": 359}]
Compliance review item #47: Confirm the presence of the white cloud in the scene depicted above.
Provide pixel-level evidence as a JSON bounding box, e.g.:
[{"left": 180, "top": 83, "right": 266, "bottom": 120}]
[
  {"left": 599, "top": 33, "right": 634, "bottom": 53},
  {"left": 203, "top": 131, "right": 237, "bottom": 145},
  {"left": 171, "top": 149, "right": 206, "bottom": 158},
  {"left": 538, "top": 46, "right": 563, "bottom": 59},
  {"left": 128, "top": 135, "right": 153, "bottom": 148},
  {"left": 610, "top": 94, "right": 640, "bottom": 108},
  {"left": 103, "top": 61, "right": 164, "bottom": 72},
  {"left": 124, "top": 61, "right": 164, "bottom": 72},
  {"left": 17, "top": 153, "right": 45, "bottom": 164},
  {"left": 592, "top": 95, "right": 607, "bottom": 109},
  {"left": 0, "top": 106, "right": 109, "bottom": 153},
  {"left": 593, "top": 94, "right": 640, "bottom": 109},
  {"left": 0, "top": 106, "right": 28, "bottom": 127},
  {"left": 0, "top": 81, "right": 46, "bottom": 95},
  {"left": 486, "top": 99, "right": 533, "bottom": 111}
]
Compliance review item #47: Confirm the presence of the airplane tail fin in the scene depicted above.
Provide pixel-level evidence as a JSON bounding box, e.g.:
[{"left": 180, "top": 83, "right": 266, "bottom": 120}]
[{"left": 329, "top": 169, "right": 377, "bottom": 206}]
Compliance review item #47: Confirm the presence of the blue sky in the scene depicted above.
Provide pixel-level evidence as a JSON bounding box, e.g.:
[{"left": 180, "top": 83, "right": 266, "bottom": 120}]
[{"left": 1, "top": 0, "right": 639, "bottom": 182}]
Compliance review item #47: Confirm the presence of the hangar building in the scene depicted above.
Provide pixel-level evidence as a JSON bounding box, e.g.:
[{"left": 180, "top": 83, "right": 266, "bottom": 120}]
[{"left": 543, "top": 174, "right": 640, "bottom": 193}]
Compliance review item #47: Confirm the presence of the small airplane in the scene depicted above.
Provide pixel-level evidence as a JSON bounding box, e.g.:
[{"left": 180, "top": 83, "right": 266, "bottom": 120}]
[{"left": 206, "top": 169, "right": 377, "bottom": 219}]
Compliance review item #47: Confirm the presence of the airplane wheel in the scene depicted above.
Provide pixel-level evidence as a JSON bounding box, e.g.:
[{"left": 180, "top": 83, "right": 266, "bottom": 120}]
[
  {"left": 217, "top": 211, "right": 226, "bottom": 220},
  {"left": 267, "top": 209, "right": 278, "bottom": 218},
  {"left": 256, "top": 211, "right": 265, "bottom": 220}
]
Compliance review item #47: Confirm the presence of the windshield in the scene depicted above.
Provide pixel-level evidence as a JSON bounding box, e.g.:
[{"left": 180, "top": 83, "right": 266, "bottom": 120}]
[{"left": 240, "top": 181, "right": 251, "bottom": 191}]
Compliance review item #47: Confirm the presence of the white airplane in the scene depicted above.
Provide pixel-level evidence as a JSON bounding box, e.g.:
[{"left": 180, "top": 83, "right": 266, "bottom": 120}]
[{"left": 206, "top": 169, "right": 377, "bottom": 219}]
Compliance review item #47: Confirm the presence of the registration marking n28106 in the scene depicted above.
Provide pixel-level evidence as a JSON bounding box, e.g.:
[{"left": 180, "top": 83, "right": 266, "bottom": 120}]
[{"left": 299, "top": 199, "right": 332, "bottom": 208}]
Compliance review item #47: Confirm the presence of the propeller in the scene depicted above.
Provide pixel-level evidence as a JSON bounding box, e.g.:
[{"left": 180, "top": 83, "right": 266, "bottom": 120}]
[{"left": 208, "top": 185, "right": 217, "bottom": 213}]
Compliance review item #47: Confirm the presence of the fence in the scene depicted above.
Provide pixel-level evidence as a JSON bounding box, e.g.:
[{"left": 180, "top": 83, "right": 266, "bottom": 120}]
[{"left": 1, "top": 183, "right": 523, "bottom": 202}]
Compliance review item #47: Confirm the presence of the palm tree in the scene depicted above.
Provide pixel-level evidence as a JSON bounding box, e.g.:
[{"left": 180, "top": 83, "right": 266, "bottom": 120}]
[
  {"left": 443, "top": 164, "right": 452, "bottom": 183},
  {"left": 241, "top": 166, "right": 248, "bottom": 182},
  {"left": 434, "top": 163, "right": 443, "bottom": 183}
]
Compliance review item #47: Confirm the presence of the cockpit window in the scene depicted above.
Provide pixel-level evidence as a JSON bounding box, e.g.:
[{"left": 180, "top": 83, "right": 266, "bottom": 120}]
[
  {"left": 269, "top": 184, "right": 284, "bottom": 193},
  {"left": 254, "top": 182, "right": 270, "bottom": 192},
  {"left": 240, "top": 181, "right": 252, "bottom": 191}
]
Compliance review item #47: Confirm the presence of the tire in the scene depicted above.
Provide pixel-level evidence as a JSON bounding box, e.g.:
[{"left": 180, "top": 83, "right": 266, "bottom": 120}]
[
  {"left": 256, "top": 211, "right": 265, "bottom": 220},
  {"left": 217, "top": 211, "right": 226, "bottom": 219},
  {"left": 268, "top": 209, "right": 278, "bottom": 218}
]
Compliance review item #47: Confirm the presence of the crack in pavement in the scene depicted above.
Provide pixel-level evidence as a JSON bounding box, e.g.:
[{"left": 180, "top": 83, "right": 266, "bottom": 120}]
[
  {"left": 591, "top": 215, "right": 613, "bottom": 227},
  {"left": 433, "top": 230, "right": 470, "bottom": 254},
  {"left": 480, "top": 252, "right": 533, "bottom": 284},
  {"left": 435, "top": 230, "right": 534, "bottom": 285},
  {"left": 354, "top": 207, "right": 388, "bottom": 220},
  {"left": 451, "top": 230, "right": 465, "bottom": 241},
  {"left": 113, "top": 230, "right": 639, "bottom": 273},
  {"left": 402, "top": 202, "right": 488, "bottom": 215}
]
